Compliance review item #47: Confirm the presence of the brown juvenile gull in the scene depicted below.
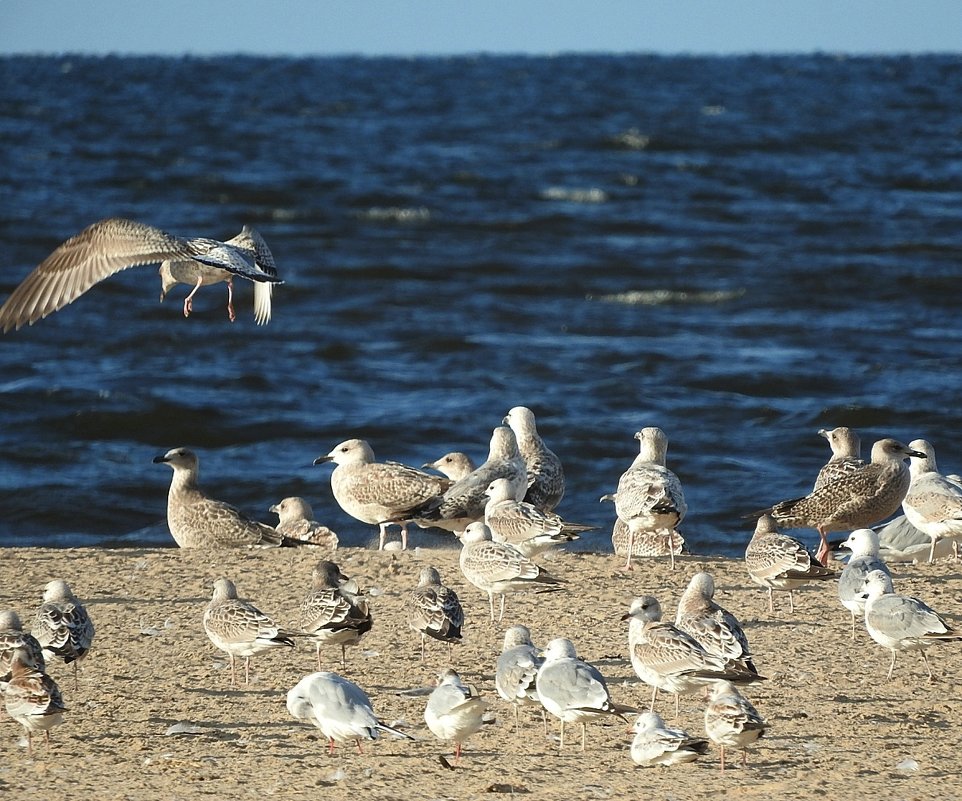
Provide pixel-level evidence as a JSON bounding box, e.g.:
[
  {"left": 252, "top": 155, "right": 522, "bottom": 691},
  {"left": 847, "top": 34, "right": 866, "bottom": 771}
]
[
  {"left": 269, "top": 496, "right": 340, "bottom": 550},
  {"left": 611, "top": 517, "right": 687, "bottom": 560},
  {"left": 814, "top": 426, "right": 865, "bottom": 491},
  {"left": 458, "top": 521, "right": 563, "bottom": 622},
  {"left": 674, "top": 572, "right": 756, "bottom": 670},
  {"left": 3, "top": 650, "right": 67, "bottom": 755},
  {"left": 757, "top": 438, "right": 924, "bottom": 566},
  {"left": 860, "top": 569, "right": 961, "bottom": 680},
  {"left": 744, "top": 514, "right": 835, "bottom": 614},
  {"left": 417, "top": 426, "right": 528, "bottom": 535},
  {"left": 630, "top": 711, "right": 709, "bottom": 767},
  {"left": 423, "top": 451, "right": 477, "bottom": 481},
  {"left": 534, "top": 637, "right": 637, "bottom": 752},
  {"left": 901, "top": 438, "right": 962, "bottom": 562},
  {"left": 314, "top": 439, "right": 448, "bottom": 550},
  {"left": 704, "top": 681, "right": 768, "bottom": 772},
  {"left": 837, "top": 528, "right": 891, "bottom": 639},
  {"left": 495, "top": 625, "right": 546, "bottom": 731},
  {"left": 483, "top": 477, "right": 594, "bottom": 558},
  {"left": 297, "top": 560, "right": 373, "bottom": 669},
  {"left": 154, "top": 447, "right": 298, "bottom": 548},
  {"left": 424, "top": 668, "right": 488, "bottom": 764},
  {"left": 32, "top": 579, "right": 94, "bottom": 687},
  {"left": 203, "top": 577, "right": 295, "bottom": 686},
  {"left": 601, "top": 427, "right": 687, "bottom": 570},
  {"left": 623, "top": 596, "right": 761, "bottom": 717},
  {"left": 503, "top": 406, "right": 565, "bottom": 512},
  {"left": 407, "top": 566, "right": 463, "bottom": 662},
  {"left": 0, "top": 610, "right": 46, "bottom": 681},
  {"left": 0, "top": 217, "right": 283, "bottom": 331}
]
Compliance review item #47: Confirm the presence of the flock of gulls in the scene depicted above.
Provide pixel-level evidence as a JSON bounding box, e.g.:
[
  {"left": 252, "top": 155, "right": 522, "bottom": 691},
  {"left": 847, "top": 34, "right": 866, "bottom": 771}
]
[{"left": 1, "top": 221, "right": 961, "bottom": 774}]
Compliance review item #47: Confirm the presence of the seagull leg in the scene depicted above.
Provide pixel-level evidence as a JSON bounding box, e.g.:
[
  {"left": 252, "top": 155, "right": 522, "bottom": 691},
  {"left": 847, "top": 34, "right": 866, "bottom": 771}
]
[
  {"left": 378, "top": 523, "right": 389, "bottom": 550},
  {"left": 341, "top": 644, "right": 347, "bottom": 668},
  {"left": 719, "top": 744, "right": 726, "bottom": 772},
  {"left": 622, "top": 530, "right": 635, "bottom": 571},
  {"left": 919, "top": 650, "right": 934, "bottom": 680},
  {"left": 666, "top": 530, "right": 676, "bottom": 570},
  {"left": 580, "top": 722, "right": 587, "bottom": 752},
  {"left": 328, "top": 737, "right": 336, "bottom": 755},
  {"left": 355, "top": 738, "right": 364, "bottom": 755},
  {"left": 928, "top": 537, "right": 937, "bottom": 564},
  {"left": 887, "top": 649, "right": 898, "bottom": 680},
  {"left": 226, "top": 277, "right": 235, "bottom": 322},
  {"left": 788, "top": 590, "right": 795, "bottom": 615},
  {"left": 228, "top": 654, "right": 236, "bottom": 687},
  {"left": 815, "top": 526, "right": 830, "bottom": 566},
  {"left": 498, "top": 594, "right": 506, "bottom": 623},
  {"left": 767, "top": 588, "right": 774, "bottom": 614},
  {"left": 26, "top": 731, "right": 33, "bottom": 756},
  {"left": 454, "top": 741, "right": 462, "bottom": 764},
  {"left": 742, "top": 747, "right": 749, "bottom": 767},
  {"left": 649, "top": 684, "right": 658, "bottom": 712},
  {"left": 513, "top": 704, "right": 520, "bottom": 730},
  {"left": 487, "top": 592, "right": 496, "bottom": 623},
  {"left": 183, "top": 276, "right": 203, "bottom": 317},
  {"left": 244, "top": 657, "right": 252, "bottom": 685},
  {"left": 559, "top": 719, "right": 565, "bottom": 750},
  {"left": 420, "top": 633, "right": 426, "bottom": 663},
  {"left": 541, "top": 707, "right": 548, "bottom": 735},
  {"left": 399, "top": 522, "right": 409, "bottom": 550},
  {"left": 850, "top": 610, "right": 857, "bottom": 641}
]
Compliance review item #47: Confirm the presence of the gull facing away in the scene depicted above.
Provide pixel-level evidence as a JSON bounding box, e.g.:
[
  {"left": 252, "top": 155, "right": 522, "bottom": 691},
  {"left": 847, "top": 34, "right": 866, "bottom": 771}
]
[
  {"left": 424, "top": 668, "right": 488, "bottom": 763},
  {"left": 484, "top": 477, "right": 594, "bottom": 558},
  {"left": 494, "top": 625, "right": 546, "bottom": 732},
  {"left": 423, "top": 452, "right": 477, "bottom": 481},
  {"left": 630, "top": 712, "right": 709, "bottom": 767},
  {"left": 297, "top": 561, "right": 373, "bottom": 669},
  {"left": 860, "top": 569, "right": 961, "bottom": 680},
  {"left": 287, "top": 671, "right": 413, "bottom": 755},
  {"left": 3, "top": 650, "right": 67, "bottom": 755},
  {"left": 623, "top": 596, "right": 761, "bottom": 717},
  {"left": 269, "top": 497, "right": 339, "bottom": 550},
  {"left": 458, "top": 522, "right": 563, "bottom": 622},
  {"left": 674, "top": 572, "right": 755, "bottom": 670},
  {"left": 407, "top": 567, "right": 464, "bottom": 662},
  {"left": 203, "top": 578, "right": 295, "bottom": 686},
  {"left": 611, "top": 517, "right": 686, "bottom": 560},
  {"left": 601, "top": 427, "right": 687, "bottom": 570},
  {"left": 0, "top": 610, "right": 46, "bottom": 679},
  {"left": 814, "top": 426, "right": 865, "bottom": 490},
  {"left": 31, "top": 579, "right": 95, "bottom": 687},
  {"left": 503, "top": 406, "right": 565, "bottom": 512},
  {"left": 314, "top": 439, "right": 448, "bottom": 550},
  {"left": 0, "top": 218, "right": 283, "bottom": 331},
  {"left": 901, "top": 439, "right": 962, "bottom": 562},
  {"left": 417, "top": 426, "right": 528, "bottom": 535},
  {"left": 535, "top": 637, "right": 637, "bottom": 751},
  {"left": 837, "top": 528, "right": 892, "bottom": 639},
  {"left": 744, "top": 514, "right": 835, "bottom": 613},
  {"left": 704, "top": 681, "right": 768, "bottom": 772},
  {"left": 756, "top": 438, "right": 924, "bottom": 565},
  {"left": 154, "top": 448, "right": 302, "bottom": 548}
]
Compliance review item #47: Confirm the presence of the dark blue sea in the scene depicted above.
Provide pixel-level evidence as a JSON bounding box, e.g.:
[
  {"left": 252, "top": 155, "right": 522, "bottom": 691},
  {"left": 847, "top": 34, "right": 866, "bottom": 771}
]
[{"left": 1, "top": 53, "right": 960, "bottom": 556}]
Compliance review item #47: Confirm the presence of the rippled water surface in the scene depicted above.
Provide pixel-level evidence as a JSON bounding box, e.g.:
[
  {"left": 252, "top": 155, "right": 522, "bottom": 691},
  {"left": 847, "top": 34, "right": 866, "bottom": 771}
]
[{"left": 1, "top": 54, "right": 961, "bottom": 555}]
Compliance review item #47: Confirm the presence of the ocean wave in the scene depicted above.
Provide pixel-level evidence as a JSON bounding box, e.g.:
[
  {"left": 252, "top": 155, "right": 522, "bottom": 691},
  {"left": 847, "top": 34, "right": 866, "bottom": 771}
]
[{"left": 590, "top": 289, "right": 746, "bottom": 305}]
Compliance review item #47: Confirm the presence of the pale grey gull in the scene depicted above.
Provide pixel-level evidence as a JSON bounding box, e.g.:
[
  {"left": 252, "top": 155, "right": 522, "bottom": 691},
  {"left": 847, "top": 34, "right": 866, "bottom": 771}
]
[
  {"left": 630, "top": 711, "right": 709, "bottom": 767},
  {"left": 503, "top": 406, "right": 565, "bottom": 512},
  {"left": 837, "top": 528, "right": 891, "bottom": 639},
  {"left": 406, "top": 566, "right": 463, "bottom": 661},
  {"left": 269, "top": 496, "right": 340, "bottom": 549},
  {"left": 424, "top": 668, "right": 487, "bottom": 763},
  {"left": 901, "top": 438, "right": 962, "bottom": 562},
  {"left": 494, "top": 625, "right": 546, "bottom": 731},
  {"left": 297, "top": 560, "right": 373, "bottom": 669}
]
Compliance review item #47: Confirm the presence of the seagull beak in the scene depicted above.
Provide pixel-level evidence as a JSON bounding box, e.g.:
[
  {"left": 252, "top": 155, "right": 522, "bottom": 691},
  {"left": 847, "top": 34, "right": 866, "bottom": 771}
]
[
  {"left": 620, "top": 611, "right": 632, "bottom": 621},
  {"left": 152, "top": 455, "right": 169, "bottom": 464},
  {"left": 817, "top": 428, "right": 829, "bottom": 438},
  {"left": 269, "top": 504, "right": 279, "bottom": 514},
  {"left": 313, "top": 455, "right": 334, "bottom": 465},
  {"left": 908, "top": 449, "right": 926, "bottom": 459},
  {"left": 599, "top": 493, "right": 614, "bottom": 503}
]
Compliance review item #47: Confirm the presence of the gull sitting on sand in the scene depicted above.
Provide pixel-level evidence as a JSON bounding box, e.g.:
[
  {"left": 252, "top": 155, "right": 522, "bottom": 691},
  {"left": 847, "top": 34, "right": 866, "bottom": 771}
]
[
  {"left": 704, "top": 681, "right": 768, "bottom": 772},
  {"left": 629, "top": 711, "right": 709, "bottom": 767},
  {"left": 860, "top": 569, "right": 960, "bottom": 680},
  {"left": 503, "top": 406, "right": 565, "bottom": 512},
  {"left": 901, "top": 439, "right": 962, "bottom": 562},
  {"left": 314, "top": 439, "right": 448, "bottom": 550},
  {"left": 297, "top": 561, "right": 373, "bottom": 669},
  {"left": 424, "top": 668, "right": 488, "bottom": 763},
  {"left": 0, "top": 217, "right": 282, "bottom": 331},
  {"left": 837, "top": 528, "right": 891, "bottom": 639},
  {"left": 269, "top": 497, "right": 339, "bottom": 549},
  {"left": 287, "top": 671, "right": 413, "bottom": 755},
  {"left": 407, "top": 567, "right": 463, "bottom": 662},
  {"left": 203, "top": 578, "right": 295, "bottom": 686},
  {"left": 458, "top": 522, "right": 563, "bottom": 622}
]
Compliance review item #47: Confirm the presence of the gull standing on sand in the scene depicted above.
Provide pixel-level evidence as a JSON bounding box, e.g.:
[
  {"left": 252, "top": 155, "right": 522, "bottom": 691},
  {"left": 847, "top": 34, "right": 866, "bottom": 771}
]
[
  {"left": 483, "top": 477, "right": 593, "bottom": 557},
  {"left": 623, "top": 596, "right": 760, "bottom": 717},
  {"left": 503, "top": 406, "right": 565, "bottom": 512},
  {"left": 601, "top": 427, "right": 687, "bottom": 570},
  {"left": 0, "top": 218, "right": 282, "bottom": 331},
  {"left": 407, "top": 567, "right": 463, "bottom": 661},
  {"left": 837, "top": 528, "right": 891, "bottom": 639},
  {"left": 417, "top": 426, "right": 528, "bottom": 534},
  {"left": 314, "top": 439, "right": 448, "bottom": 550},
  {"left": 814, "top": 426, "right": 865, "bottom": 490},
  {"left": 3, "top": 650, "right": 67, "bottom": 755},
  {"left": 674, "top": 572, "right": 755, "bottom": 669},
  {"left": 535, "top": 637, "right": 636, "bottom": 751},
  {"left": 495, "top": 625, "right": 546, "bottom": 731},
  {"left": 860, "top": 569, "right": 961, "bottom": 679},
  {"left": 154, "top": 448, "right": 298, "bottom": 548},
  {"left": 32, "top": 580, "right": 94, "bottom": 685},
  {"left": 629, "top": 711, "right": 709, "bottom": 767},
  {"left": 745, "top": 514, "right": 835, "bottom": 613},
  {"left": 0, "top": 610, "right": 45, "bottom": 678},
  {"left": 704, "top": 681, "right": 768, "bottom": 771},
  {"left": 297, "top": 561, "right": 373, "bottom": 669},
  {"left": 203, "top": 578, "right": 295, "bottom": 686},
  {"left": 269, "top": 497, "right": 339, "bottom": 549},
  {"left": 423, "top": 452, "right": 477, "bottom": 481},
  {"left": 287, "top": 671, "right": 413, "bottom": 755},
  {"left": 758, "top": 438, "right": 924, "bottom": 566},
  {"left": 901, "top": 439, "right": 962, "bottom": 562},
  {"left": 424, "top": 668, "right": 488, "bottom": 763},
  {"left": 458, "top": 522, "right": 563, "bottom": 622}
]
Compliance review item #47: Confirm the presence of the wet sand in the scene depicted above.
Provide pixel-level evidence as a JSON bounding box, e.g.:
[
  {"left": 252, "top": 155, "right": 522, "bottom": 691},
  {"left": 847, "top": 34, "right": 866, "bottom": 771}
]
[{"left": 1, "top": 543, "right": 960, "bottom": 799}]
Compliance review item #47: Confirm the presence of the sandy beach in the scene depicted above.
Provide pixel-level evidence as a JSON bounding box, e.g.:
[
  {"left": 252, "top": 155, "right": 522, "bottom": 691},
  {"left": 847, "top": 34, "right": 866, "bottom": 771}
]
[{"left": 1, "top": 542, "right": 960, "bottom": 800}]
